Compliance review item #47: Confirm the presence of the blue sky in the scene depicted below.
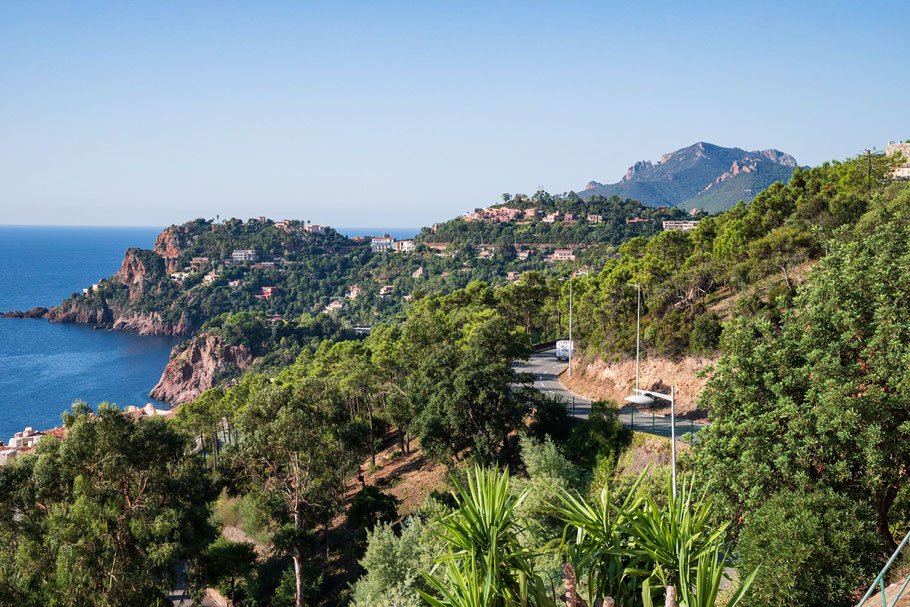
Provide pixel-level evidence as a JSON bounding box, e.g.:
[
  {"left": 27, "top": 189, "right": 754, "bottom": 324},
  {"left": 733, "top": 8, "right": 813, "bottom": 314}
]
[{"left": 1, "top": 1, "right": 908, "bottom": 227}]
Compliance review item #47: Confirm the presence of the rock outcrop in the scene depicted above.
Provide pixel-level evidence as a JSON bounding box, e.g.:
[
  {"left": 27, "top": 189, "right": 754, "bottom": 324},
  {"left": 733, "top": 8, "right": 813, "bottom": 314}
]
[
  {"left": 46, "top": 300, "right": 112, "bottom": 325},
  {"left": 1, "top": 307, "right": 49, "bottom": 319},
  {"left": 115, "top": 248, "right": 166, "bottom": 302},
  {"left": 46, "top": 300, "right": 191, "bottom": 336},
  {"left": 154, "top": 227, "right": 183, "bottom": 272},
  {"left": 111, "top": 311, "right": 192, "bottom": 336},
  {"left": 620, "top": 160, "right": 654, "bottom": 182},
  {"left": 150, "top": 335, "right": 253, "bottom": 405}
]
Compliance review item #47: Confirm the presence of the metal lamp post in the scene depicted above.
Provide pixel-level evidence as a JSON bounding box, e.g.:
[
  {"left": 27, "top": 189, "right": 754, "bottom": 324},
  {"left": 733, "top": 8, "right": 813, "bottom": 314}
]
[
  {"left": 627, "top": 387, "right": 677, "bottom": 497},
  {"left": 627, "top": 283, "right": 642, "bottom": 390},
  {"left": 559, "top": 272, "right": 587, "bottom": 379},
  {"left": 622, "top": 284, "right": 678, "bottom": 498}
]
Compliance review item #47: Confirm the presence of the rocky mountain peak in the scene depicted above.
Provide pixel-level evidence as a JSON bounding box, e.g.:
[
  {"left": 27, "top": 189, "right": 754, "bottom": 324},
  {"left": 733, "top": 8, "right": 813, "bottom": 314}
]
[{"left": 621, "top": 160, "right": 654, "bottom": 182}]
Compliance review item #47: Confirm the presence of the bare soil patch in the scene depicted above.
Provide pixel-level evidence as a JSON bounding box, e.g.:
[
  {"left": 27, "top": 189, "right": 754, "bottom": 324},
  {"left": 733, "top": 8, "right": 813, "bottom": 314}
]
[{"left": 563, "top": 354, "right": 717, "bottom": 420}]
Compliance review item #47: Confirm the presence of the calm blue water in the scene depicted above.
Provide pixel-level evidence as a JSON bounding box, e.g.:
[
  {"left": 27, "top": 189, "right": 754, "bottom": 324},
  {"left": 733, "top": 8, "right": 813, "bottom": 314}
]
[
  {"left": 338, "top": 227, "right": 420, "bottom": 240},
  {"left": 0, "top": 226, "right": 183, "bottom": 442}
]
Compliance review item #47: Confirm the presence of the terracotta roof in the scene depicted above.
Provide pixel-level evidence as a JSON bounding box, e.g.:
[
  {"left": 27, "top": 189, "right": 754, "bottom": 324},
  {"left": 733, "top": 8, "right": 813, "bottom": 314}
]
[{"left": 41, "top": 427, "right": 67, "bottom": 440}]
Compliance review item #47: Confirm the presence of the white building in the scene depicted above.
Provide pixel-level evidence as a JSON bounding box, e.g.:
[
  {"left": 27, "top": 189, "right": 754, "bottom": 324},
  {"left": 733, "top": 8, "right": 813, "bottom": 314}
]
[
  {"left": 662, "top": 220, "right": 700, "bottom": 232},
  {"left": 324, "top": 300, "right": 344, "bottom": 314},
  {"left": 395, "top": 240, "right": 416, "bottom": 252},
  {"left": 232, "top": 249, "right": 258, "bottom": 262},
  {"left": 887, "top": 141, "right": 910, "bottom": 180},
  {"left": 370, "top": 237, "right": 395, "bottom": 253}
]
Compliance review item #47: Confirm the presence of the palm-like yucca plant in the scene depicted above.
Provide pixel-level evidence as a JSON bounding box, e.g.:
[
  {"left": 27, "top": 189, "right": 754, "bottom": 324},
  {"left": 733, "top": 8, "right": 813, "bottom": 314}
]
[
  {"left": 420, "top": 556, "right": 497, "bottom": 607},
  {"left": 672, "top": 544, "right": 756, "bottom": 607},
  {"left": 421, "top": 465, "right": 556, "bottom": 607},
  {"left": 545, "top": 471, "right": 650, "bottom": 606},
  {"left": 628, "top": 473, "right": 756, "bottom": 607},
  {"left": 548, "top": 469, "right": 756, "bottom": 607},
  {"left": 626, "top": 473, "right": 727, "bottom": 602}
]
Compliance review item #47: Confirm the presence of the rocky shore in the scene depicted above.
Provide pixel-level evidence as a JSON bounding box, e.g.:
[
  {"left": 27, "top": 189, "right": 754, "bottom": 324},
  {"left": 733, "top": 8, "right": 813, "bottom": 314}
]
[{"left": 1, "top": 307, "right": 49, "bottom": 319}]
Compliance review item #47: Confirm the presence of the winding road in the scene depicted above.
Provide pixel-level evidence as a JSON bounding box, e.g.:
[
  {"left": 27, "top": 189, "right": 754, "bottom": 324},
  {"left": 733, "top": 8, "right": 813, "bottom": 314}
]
[{"left": 516, "top": 347, "right": 707, "bottom": 440}]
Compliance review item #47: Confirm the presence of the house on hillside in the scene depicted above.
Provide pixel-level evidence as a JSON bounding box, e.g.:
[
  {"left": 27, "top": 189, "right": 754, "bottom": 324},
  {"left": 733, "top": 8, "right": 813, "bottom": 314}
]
[
  {"left": 254, "top": 286, "right": 278, "bottom": 300},
  {"left": 370, "top": 236, "right": 395, "bottom": 252},
  {"left": 662, "top": 220, "right": 700, "bottom": 232},
  {"left": 232, "top": 249, "right": 258, "bottom": 262},
  {"left": 887, "top": 141, "right": 910, "bottom": 180},
  {"left": 395, "top": 240, "right": 416, "bottom": 252},
  {"left": 324, "top": 300, "right": 344, "bottom": 314}
]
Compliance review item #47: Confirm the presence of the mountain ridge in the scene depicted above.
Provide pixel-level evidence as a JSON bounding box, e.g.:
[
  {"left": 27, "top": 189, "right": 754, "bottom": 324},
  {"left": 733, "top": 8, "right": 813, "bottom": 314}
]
[{"left": 582, "top": 142, "right": 798, "bottom": 213}]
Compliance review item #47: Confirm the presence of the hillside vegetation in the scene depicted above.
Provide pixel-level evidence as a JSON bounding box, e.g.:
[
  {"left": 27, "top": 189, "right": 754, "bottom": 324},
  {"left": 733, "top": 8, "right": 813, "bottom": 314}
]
[{"left": 3, "top": 149, "right": 910, "bottom": 607}]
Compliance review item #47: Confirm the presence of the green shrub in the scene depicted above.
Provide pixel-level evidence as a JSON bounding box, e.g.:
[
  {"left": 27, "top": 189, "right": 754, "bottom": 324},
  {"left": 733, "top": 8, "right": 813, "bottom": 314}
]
[
  {"left": 529, "top": 393, "right": 574, "bottom": 444},
  {"left": 348, "top": 485, "right": 399, "bottom": 534},
  {"left": 738, "top": 489, "right": 882, "bottom": 607},
  {"left": 351, "top": 517, "right": 441, "bottom": 607},
  {"left": 588, "top": 400, "right": 632, "bottom": 459},
  {"left": 690, "top": 312, "right": 722, "bottom": 353}
]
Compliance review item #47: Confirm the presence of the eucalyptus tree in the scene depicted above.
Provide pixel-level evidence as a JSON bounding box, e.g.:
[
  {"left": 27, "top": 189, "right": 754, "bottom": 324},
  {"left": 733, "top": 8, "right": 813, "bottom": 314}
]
[{"left": 230, "top": 379, "right": 347, "bottom": 607}]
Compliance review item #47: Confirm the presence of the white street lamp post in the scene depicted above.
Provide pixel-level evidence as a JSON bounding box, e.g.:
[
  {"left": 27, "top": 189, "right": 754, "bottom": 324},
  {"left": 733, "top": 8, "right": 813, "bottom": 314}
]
[
  {"left": 568, "top": 277, "right": 573, "bottom": 378},
  {"left": 626, "top": 386, "right": 677, "bottom": 497},
  {"left": 559, "top": 273, "right": 585, "bottom": 379},
  {"left": 627, "top": 283, "right": 642, "bottom": 390},
  {"left": 623, "top": 283, "right": 679, "bottom": 497}
]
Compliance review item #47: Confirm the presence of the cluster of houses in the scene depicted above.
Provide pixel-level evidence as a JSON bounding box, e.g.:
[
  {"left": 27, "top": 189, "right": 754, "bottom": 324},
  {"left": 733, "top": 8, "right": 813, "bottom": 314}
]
[
  {"left": 462, "top": 206, "right": 527, "bottom": 223},
  {"left": 369, "top": 236, "right": 416, "bottom": 253},
  {"left": 545, "top": 249, "right": 577, "bottom": 262},
  {"left": 168, "top": 250, "right": 289, "bottom": 299},
  {"left": 248, "top": 217, "right": 327, "bottom": 235},
  {"left": 462, "top": 206, "right": 604, "bottom": 226},
  {"left": 1, "top": 403, "right": 178, "bottom": 467}
]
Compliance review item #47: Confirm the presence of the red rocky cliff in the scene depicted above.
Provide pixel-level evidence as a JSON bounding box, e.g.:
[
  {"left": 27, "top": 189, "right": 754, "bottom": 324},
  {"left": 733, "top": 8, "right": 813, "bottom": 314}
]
[
  {"left": 150, "top": 335, "right": 253, "bottom": 405},
  {"left": 154, "top": 227, "right": 183, "bottom": 272}
]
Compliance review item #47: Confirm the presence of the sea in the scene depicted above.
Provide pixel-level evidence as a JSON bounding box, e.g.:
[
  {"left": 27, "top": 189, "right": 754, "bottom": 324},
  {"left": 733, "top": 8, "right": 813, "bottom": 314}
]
[{"left": 0, "top": 225, "right": 419, "bottom": 442}]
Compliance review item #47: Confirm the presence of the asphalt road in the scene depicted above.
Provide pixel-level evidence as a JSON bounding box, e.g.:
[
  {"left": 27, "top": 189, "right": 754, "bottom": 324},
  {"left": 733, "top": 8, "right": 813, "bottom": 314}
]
[{"left": 516, "top": 348, "right": 707, "bottom": 440}]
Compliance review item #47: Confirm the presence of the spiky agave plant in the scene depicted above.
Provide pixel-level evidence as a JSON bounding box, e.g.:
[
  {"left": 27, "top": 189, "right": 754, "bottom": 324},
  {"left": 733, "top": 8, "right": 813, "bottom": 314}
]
[{"left": 419, "top": 465, "right": 556, "bottom": 607}]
